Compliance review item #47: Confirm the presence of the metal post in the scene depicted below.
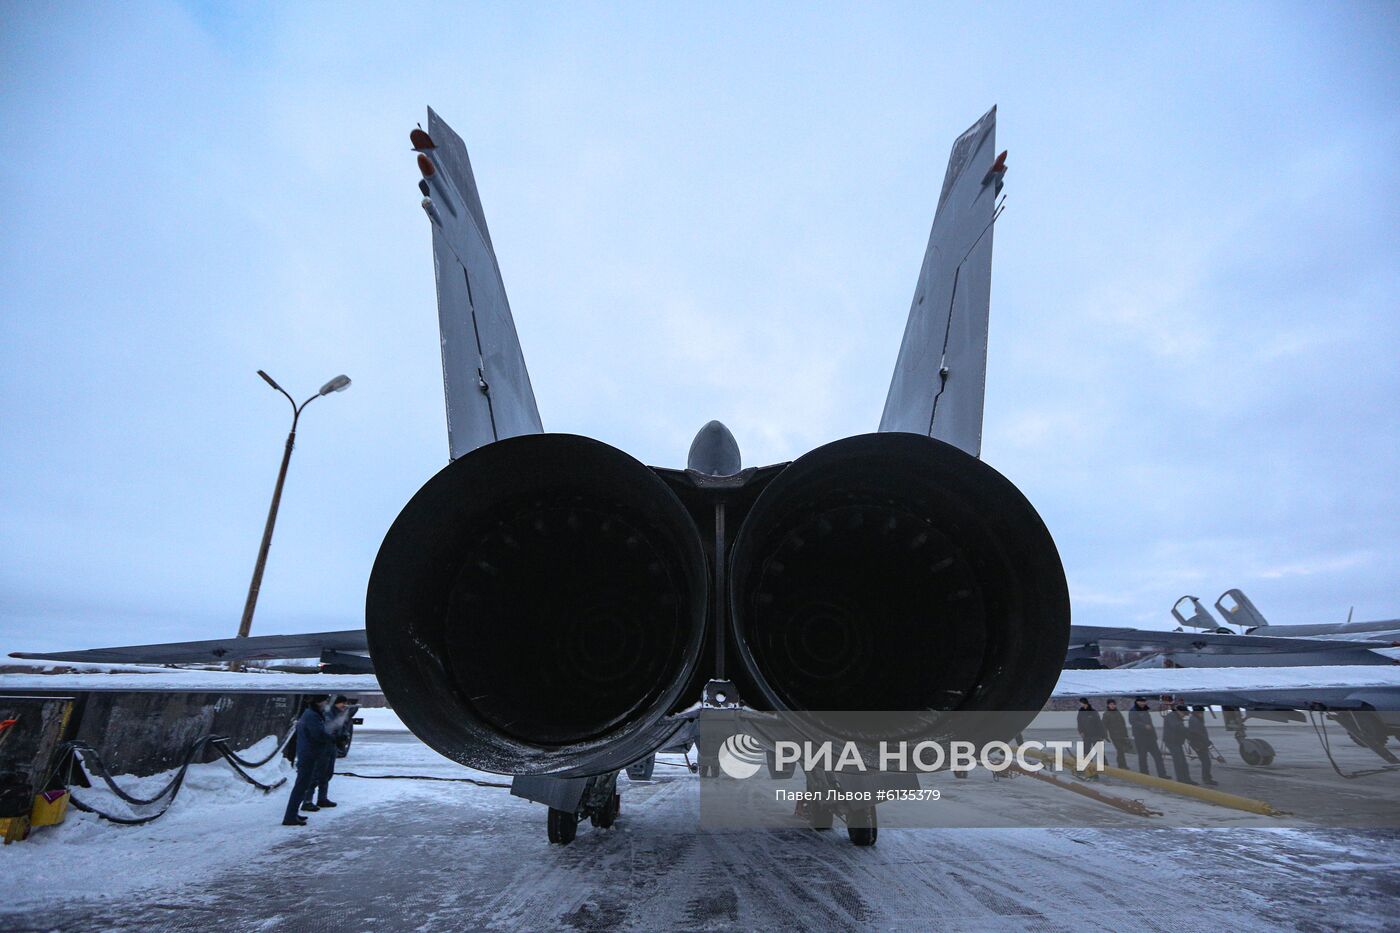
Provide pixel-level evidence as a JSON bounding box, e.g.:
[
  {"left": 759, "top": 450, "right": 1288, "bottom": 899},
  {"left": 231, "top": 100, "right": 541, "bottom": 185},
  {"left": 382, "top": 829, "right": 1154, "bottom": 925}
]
[
  {"left": 229, "top": 371, "right": 350, "bottom": 670},
  {"left": 236, "top": 415, "right": 299, "bottom": 644}
]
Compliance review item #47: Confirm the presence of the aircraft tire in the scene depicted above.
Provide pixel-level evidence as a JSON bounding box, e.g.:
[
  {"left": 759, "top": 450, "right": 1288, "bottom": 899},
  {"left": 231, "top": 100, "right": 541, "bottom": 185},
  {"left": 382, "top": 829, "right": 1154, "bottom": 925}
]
[
  {"left": 592, "top": 793, "right": 620, "bottom": 829},
  {"left": 548, "top": 807, "right": 578, "bottom": 844},
  {"left": 1238, "top": 738, "right": 1274, "bottom": 767},
  {"left": 846, "top": 807, "right": 877, "bottom": 846}
]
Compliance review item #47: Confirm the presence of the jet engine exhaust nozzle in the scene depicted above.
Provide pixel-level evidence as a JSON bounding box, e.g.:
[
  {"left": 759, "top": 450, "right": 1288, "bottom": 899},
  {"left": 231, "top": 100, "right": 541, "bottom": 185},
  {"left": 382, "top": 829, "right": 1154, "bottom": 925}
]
[
  {"left": 366, "top": 434, "right": 708, "bottom": 776},
  {"left": 728, "top": 433, "right": 1070, "bottom": 723}
]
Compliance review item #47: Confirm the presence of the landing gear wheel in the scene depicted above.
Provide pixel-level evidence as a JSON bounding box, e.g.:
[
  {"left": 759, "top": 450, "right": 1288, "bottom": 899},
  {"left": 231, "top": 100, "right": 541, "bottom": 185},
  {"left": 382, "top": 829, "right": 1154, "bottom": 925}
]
[
  {"left": 846, "top": 807, "right": 878, "bottom": 846},
  {"left": 1238, "top": 738, "right": 1275, "bottom": 767},
  {"left": 547, "top": 807, "right": 578, "bottom": 844},
  {"left": 592, "top": 794, "right": 621, "bottom": 829}
]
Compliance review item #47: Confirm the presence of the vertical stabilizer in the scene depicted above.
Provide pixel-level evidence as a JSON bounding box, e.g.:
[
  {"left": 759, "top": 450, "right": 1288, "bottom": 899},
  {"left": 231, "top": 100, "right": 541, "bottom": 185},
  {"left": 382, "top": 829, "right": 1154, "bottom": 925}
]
[
  {"left": 1216, "top": 589, "right": 1270, "bottom": 630},
  {"left": 878, "top": 107, "right": 1004, "bottom": 457},
  {"left": 413, "top": 107, "right": 543, "bottom": 460}
]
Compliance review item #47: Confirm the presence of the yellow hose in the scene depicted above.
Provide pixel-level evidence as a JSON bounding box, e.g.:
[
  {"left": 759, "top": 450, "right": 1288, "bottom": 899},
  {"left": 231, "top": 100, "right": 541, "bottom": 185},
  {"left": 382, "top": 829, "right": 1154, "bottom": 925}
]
[{"left": 1018, "top": 747, "right": 1288, "bottom": 816}]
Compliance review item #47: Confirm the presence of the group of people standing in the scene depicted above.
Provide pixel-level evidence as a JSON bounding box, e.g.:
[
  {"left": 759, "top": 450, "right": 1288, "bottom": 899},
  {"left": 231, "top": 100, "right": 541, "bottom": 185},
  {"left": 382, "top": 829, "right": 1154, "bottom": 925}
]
[
  {"left": 1076, "top": 696, "right": 1218, "bottom": 786},
  {"left": 282, "top": 694, "right": 357, "bottom": 826}
]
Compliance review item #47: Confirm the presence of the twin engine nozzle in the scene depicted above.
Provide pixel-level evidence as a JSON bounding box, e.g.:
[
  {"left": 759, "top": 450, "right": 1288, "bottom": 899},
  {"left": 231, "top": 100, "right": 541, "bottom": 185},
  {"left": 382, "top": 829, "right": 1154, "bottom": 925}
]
[{"left": 366, "top": 433, "right": 1070, "bottom": 777}]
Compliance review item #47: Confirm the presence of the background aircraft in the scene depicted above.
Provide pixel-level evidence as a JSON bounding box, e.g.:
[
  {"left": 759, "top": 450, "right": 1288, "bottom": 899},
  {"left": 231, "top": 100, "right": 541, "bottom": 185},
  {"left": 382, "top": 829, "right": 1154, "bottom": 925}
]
[{"left": 1069, "top": 589, "right": 1400, "bottom": 670}]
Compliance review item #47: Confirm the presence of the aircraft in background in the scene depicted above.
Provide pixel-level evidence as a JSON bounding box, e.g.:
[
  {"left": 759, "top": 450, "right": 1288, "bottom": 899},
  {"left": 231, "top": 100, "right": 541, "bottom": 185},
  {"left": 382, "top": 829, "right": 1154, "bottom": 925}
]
[
  {"left": 1066, "top": 589, "right": 1399, "bottom": 765},
  {"left": 1068, "top": 589, "right": 1400, "bottom": 671}
]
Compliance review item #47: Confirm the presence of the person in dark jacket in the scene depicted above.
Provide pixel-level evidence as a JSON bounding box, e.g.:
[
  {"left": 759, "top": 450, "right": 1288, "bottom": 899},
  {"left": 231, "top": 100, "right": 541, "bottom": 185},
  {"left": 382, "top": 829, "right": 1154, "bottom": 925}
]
[
  {"left": 1162, "top": 705, "right": 1194, "bottom": 784},
  {"left": 283, "top": 696, "right": 336, "bottom": 825},
  {"left": 1187, "top": 706, "right": 1218, "bottom": 786},
  {"left": 302, "top": 696, "right": 355, "bottom": 812},
  {"left": 1076, "top": 698, "right": 1107, "bottom": 746},
  {"left": 1101, "top": 699, "right": 1133, "bottom": 769},
  {"left": 1129, "top": 697, "right": 1168, "bottom": 778}
]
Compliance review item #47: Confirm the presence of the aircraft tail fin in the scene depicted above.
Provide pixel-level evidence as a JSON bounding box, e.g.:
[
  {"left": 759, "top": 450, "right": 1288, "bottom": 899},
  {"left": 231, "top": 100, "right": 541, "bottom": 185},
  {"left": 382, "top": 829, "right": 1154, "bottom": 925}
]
[
  {"left": 878, "top": 107, "right": 1004, "bottom": 457},
  {"left": 1216, "top": 588, "right": 1270, "bottom": 630},
  {"left": 413, "top": 107, "right": 543, "bottom": 460},
  {"left": 1172, "top": 595, "right": 1223, "bottom": 630}
]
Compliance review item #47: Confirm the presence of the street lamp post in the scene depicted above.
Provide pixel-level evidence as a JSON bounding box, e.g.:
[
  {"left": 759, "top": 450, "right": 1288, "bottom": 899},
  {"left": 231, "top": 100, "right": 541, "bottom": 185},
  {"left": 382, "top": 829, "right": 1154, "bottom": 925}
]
[{"left": 231, "top": 370, "right": 351, "bottom": 668}]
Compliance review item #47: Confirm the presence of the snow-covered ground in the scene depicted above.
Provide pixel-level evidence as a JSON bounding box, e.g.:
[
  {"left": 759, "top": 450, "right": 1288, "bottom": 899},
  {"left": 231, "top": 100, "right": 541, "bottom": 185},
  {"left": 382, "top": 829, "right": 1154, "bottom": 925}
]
[
  {"left": 2, "top": 734, "right": 429, "bottom": 914},
  {"left": 3, "top": 725, "right": 1397, "bottom": 931}
]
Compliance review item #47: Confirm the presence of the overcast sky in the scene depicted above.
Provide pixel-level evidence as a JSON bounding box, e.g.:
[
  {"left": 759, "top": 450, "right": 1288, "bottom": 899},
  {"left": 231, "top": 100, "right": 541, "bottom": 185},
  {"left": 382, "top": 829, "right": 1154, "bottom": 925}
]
[{"left": 2, "top": 2, "right": 1397, "bottom": 654}]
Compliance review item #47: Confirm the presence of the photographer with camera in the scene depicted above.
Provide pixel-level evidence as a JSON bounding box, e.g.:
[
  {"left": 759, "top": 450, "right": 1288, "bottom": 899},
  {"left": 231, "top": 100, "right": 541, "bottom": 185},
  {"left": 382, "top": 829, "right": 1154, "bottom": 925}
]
[
  {"left": 301, "top": 695, "right": 358, "bottom": 814},
  {"left": 283, "top": 695, "right": 334, "bottom": 826}
]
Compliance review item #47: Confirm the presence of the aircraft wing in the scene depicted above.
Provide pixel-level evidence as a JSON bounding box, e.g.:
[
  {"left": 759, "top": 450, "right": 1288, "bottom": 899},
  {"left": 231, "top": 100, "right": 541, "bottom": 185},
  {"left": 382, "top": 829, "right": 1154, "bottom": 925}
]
[
  {"left": 879, "top": 106, "right": 1004, "bottom": 457},
  {"left": 1053, "top": 665, "right": 1400, "bottom": 710},
  {"left": 0, "top": 669, "right": 381, "bottom": 694},
  {"left": 1068, "top": 624, "right": 1391, "bottom": 664},
  {"left": 8, "top": 629, "right": 368, "bottom": 666},
  {"left": 414, "top": 107, "right": 543, "bottom": 460}
]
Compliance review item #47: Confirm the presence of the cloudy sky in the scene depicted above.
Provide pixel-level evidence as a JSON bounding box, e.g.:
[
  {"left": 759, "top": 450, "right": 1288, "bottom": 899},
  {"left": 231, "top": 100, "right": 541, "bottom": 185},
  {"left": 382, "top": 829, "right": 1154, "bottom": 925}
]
[{"left": 2, "top": 2, "right": 1397, "bottom": 654}]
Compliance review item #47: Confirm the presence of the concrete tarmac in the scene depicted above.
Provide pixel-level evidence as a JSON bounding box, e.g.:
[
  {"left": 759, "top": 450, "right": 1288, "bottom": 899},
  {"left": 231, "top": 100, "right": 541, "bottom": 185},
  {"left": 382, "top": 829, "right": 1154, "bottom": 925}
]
[{"left": 5, "top": 726, "right": 1397, "bottom": 932}]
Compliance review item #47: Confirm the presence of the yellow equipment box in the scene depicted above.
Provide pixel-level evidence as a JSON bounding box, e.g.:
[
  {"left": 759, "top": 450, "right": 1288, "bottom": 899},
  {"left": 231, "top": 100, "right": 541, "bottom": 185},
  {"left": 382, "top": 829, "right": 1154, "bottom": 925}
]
[
  {"left": 0, "top": 814, "right": 29, "bottom": 844},
  {"left": 30, "top": 789, "right": 70, "bottom": 828}
]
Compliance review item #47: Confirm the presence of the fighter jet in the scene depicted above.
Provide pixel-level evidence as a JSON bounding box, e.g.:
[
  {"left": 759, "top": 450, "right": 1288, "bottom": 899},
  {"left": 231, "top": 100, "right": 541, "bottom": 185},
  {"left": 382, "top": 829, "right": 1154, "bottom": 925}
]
[
  {"left": 17, "top": 108, "right": 1396, "bottom": 841},
  {"left": 15, "top": 107, "right": 1073, "bottom": 843},
  {"left": 365, "top": 106, "right": 1072, "bottom": 839},
  {"left": 1065, "top": 589, "right": 1400, "bottom": 766}
]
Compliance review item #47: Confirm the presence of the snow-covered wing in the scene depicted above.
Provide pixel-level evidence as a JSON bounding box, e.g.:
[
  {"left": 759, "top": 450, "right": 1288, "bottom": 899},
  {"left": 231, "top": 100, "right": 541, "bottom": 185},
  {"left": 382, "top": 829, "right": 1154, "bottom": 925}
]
[
  {"left": 0, "top": 669, "right": 382, "bottom": 694},
  {"left": 1053, "top": 665, "right": 1400, "bottom": 710}
]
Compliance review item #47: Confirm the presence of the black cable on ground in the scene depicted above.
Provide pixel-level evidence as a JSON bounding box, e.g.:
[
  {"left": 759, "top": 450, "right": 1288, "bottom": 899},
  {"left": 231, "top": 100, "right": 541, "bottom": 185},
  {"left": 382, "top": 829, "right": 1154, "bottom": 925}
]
[
  {"left": 210, "top": 741, "right": 288, "bottom": 791},
  {"left": 62, "top": 728, "right": 292, "bottom": 826},
  {"left": 337, "top": 771, "right": 511, "bottom": 789},
  {"left": 69, "top": 789, "right": 183, "bottom": 826},
  {"left": 215, "top": 723, "right": 297, "bottom": 768},
  {"left": 66, "top": 737, "right": 214, "bottom": 807}
]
